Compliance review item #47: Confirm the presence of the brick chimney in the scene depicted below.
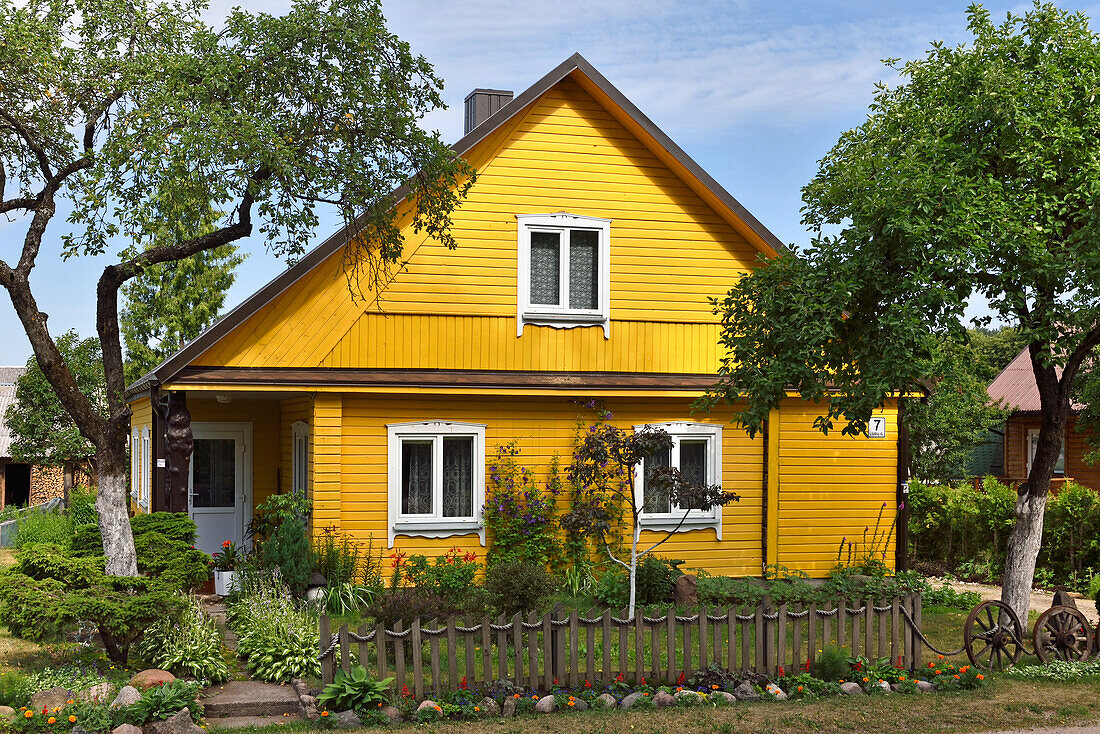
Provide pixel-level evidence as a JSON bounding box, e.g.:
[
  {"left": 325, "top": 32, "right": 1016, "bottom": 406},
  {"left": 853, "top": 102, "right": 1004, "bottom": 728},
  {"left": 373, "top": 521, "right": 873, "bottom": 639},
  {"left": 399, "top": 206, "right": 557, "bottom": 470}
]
[{"left": 464, "top": 89, "right": 513, "bottom": 135}]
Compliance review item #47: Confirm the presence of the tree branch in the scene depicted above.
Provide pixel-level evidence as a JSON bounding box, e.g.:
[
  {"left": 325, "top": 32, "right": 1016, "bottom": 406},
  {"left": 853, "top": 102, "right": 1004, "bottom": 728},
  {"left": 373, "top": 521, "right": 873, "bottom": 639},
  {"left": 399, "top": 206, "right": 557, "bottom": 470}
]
[
  {"left": 0, "top": 109, "right": 54, "bottom": 180},
  {"left": 1061, "top": 325, "right": 1100, "bottom": 393}
]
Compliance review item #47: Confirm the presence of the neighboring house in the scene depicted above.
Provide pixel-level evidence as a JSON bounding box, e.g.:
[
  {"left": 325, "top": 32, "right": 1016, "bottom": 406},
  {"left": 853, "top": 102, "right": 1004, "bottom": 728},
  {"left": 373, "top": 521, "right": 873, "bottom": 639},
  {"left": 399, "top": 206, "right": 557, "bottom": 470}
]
[
  {"left": 987, "top": 347, "right": 1099, "bottom": 490},
  {"left": 0, "top": 367, "right": 75, "bottom": 507},
  {"left": 125, "top": 54, "right": 908, "bottom": 576}
]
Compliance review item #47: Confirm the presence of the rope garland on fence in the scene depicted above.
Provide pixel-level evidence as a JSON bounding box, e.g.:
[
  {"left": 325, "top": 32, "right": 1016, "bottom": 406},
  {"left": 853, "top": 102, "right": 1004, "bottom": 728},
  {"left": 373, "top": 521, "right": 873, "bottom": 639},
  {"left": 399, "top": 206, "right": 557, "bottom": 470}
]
[{"left": 318, "top": 599, "right": 924, "bottom": 662}]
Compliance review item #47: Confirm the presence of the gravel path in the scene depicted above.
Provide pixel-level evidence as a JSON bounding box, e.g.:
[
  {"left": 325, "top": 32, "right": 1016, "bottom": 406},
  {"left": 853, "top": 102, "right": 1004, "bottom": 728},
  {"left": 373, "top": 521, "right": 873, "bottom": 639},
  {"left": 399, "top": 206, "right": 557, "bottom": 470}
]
[{"left": 935, "top": 579, "right": 1098, "bottom": 624}]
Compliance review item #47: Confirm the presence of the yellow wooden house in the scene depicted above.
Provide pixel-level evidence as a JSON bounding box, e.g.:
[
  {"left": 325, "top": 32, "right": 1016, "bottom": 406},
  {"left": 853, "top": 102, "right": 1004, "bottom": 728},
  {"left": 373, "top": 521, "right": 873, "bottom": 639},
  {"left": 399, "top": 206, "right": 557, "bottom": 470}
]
[{"left": 126, "top": 54, "right": 904, "bottom": 578}]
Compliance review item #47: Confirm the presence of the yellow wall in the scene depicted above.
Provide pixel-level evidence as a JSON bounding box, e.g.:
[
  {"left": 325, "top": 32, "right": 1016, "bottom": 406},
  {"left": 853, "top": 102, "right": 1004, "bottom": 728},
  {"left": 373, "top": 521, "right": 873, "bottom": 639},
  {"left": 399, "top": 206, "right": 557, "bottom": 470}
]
[
  {"left": 194, "top": 77, "right": 756, "bottom": 373},
  {"left": 187, "top": 397, "right": 282, "bottom": 510},
  {"left": 774, "top": 399, "right": 900, "bottom": 576}
]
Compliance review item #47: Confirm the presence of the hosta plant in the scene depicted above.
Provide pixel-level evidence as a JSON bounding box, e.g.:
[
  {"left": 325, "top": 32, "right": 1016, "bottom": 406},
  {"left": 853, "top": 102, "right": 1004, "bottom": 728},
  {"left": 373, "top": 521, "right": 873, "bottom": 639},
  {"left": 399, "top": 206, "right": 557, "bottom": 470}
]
[
  {"left": 317, "top": 665, "right": 393, "bottom": 713},
  {"left": 134, "top": 598, "right": 229, "bottom": 682},
  {"left": 226, "top": 572, "right": 320, "bottom": 682}
]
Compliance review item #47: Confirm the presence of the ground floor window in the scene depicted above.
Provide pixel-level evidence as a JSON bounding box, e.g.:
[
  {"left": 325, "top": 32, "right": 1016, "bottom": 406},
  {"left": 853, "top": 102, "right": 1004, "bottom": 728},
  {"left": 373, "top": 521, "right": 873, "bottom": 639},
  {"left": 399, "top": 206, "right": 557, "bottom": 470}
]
[
  {"left": 634, "top": 422, "right": 723, "bottom": 538},
  {"left": 386, "top": 421, "right": 486, "bottom": 546}
]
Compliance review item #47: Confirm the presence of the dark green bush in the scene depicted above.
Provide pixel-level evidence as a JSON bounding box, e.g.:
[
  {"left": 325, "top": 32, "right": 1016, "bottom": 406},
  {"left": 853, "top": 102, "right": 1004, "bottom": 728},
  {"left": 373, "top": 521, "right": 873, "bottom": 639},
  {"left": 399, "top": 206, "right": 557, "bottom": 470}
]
[
  {"left": 593, "top": 555, "right": 683, "bottom": 608},
  {"left": 263, "top": 517, "right": 312, "bottom": 597},
  {"left": 484, "top": 561, "right": 556, "bottom": 616},
  {"left": 366, "top": 588, "right": 459, "bottom": 628},
  {"left": 696, "top": 571, "right": 766, "bottom": 606},
  {"left": 814, "top": 645, "right": 849, "bottom": 682},
  {"left": 134, "top": 532, "right": 211, "bottom": 591},
  {"left": 71, "top": 512, "right": 197, "bottom": 557},
  {"left": 0, "top": 543, "right": 184, "bottom": 662}
]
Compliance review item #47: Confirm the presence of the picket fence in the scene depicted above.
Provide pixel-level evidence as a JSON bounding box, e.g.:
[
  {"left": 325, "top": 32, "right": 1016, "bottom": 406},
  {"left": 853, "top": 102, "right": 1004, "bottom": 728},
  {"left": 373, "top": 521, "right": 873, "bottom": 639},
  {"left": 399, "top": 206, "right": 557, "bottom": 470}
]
[{"left": 318, "top": 594, "right": 924, "bottom": 695}]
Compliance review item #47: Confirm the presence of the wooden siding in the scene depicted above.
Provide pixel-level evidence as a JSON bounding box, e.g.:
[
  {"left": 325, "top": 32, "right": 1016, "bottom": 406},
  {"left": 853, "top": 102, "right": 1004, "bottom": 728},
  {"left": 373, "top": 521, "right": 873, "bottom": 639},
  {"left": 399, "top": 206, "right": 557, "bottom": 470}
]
[
  {"left": 279, "top": 397, "right": 312, "bottom": 496},
  {"left": 319, "top": 315, "right": 720, "bottom": 372},
  {"left": 775, "top": 399, "right": 900, "bottom": 576},
  {"left": 1004, "top": 414, "right": 1100, "bottom": 490},
  {"left": 194, "top": 78, "right": 754, "bottom": 372}
]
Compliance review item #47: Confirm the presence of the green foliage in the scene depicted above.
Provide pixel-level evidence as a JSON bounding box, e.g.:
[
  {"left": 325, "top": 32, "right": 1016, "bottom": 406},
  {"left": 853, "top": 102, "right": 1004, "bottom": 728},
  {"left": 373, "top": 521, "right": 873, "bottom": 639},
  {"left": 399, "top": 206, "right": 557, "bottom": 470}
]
[
  {"left": 0, "top": 543, "right": 184, "bottom": 663},
  {"left": 263, "top": 517, "right": 312, "bottom": 598},
  {"left": 1004, "top": 660, "right": 1100, "bottom": 681},
  {"left": 312, "top": 526, "right": 381, "bottom": 588},
  {"left": 71, "top": 512, "right": 197, "bottom": 557},
  {"left": 593, "top": 556, "right": 684, "bottom": 608},
  {"left": 134, "top": 532, "right": 211, "bottom": 592},
  {"left": 249, "top": 492, "right": 311, "bottom": 547},
  {"left": 907, "top": 335, "right": 1012, "bottom": 483},
  {"left": 127, "top": 680, "right": 203, "bottom": 724},
  {"left": 69, "top": 486, "right": 98, "bottom": 526},
  {"left": 2, "top": 331, "right": 103, "bottom": 468},
  {"left": 484, "top": 561, "right": 556, "bottom": 616},
  {"left": 921, "top": 579, "right": 982, "bottom": 611},
  {"left": 317, "top": 665, "right": 393, "bottom": 713},
  {"left": 396, "top": 546, "right": 478, "bottom": 603},
  {"left": 366, "top": 587, "right": 457, "bottom": 628},
  {"left": 14, "top": 510, "right": 73, "bottom": 548},
  {"left": 483, "top": 442, "right": 561, "bottom": 568},
  {"left": 814, "top": 646, "right": 850, "bottom": 682},
  {"left": 695, "top": 571, "right": 765, "bottom": 606},
  {"left": 226, "top": 572, "right": 320, "bottom": 683},
  {"left": 122, "top": 231, "right": 244, "bottom": 385},
  {"left": 1041, "top": 481, "right": 1100, "bottom": 577},
  {"left": 134, "top": 597, "right": 229, "bottom": 682}
]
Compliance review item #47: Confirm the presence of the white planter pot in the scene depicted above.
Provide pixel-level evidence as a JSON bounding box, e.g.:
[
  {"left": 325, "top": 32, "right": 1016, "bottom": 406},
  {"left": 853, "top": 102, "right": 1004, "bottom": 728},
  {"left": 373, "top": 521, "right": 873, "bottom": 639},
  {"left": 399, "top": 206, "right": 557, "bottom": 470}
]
[{"left": 214, "top": 569, "right": 237, "bottom": 596}]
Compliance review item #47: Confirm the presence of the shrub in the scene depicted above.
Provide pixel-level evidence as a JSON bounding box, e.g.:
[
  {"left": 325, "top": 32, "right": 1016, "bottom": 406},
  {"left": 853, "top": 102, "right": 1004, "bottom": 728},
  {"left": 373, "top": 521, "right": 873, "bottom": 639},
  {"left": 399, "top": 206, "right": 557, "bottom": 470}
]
[
  {"left": 366, "top": 588, "right": 459, "bottom": 628},
  {"left": 249, "top": 492, "right": 311, "bottom": 547},
  {"left": 484, "top": 561, "right": 556, "bottom": 616},
  {"left": 317, "top": 665, "right": 393, "bottom": 713},
  {"left": 922, "top": 580, "right": 982, "bottom": 610},
  {"left": 69, "top": 486, "right": 98, "bottom": 526},
  {"left": 397, "top": 547, "right": 478, "bottom": 603},
  {"left": 814, "top": 646, "right": 849, "bottom": 682},
  {"left": 14, "top": 510, "right": 72, "bottom": 548},
  {"left": 71, "top": 512, "right": 197, "bottom": 557},
  {"left": 134, "top": 598, "right": 229, "bottom": 682},
  {"left": 226, "top": 572, "right": 320, "bottom": 682},
  {"left": 593, "top": 555, "right": 683, "bottom": 608},
  {"left": 0, "top": 543, "right": 184, "bottom": 662},
  {"left": 695, "top": 572, "right": 765, "bottom": 606},
  {"left": 483, "top": 442, "right": 561, "bottom": 567},
  {"left": 312, "top": 527, "right": 382, "bottom": 588},
  {"left": 263, "top": 516, "right": 312, "bottom": 597},
  {"left": 134, "top": 532, "right": 211, "bottom": 592}
]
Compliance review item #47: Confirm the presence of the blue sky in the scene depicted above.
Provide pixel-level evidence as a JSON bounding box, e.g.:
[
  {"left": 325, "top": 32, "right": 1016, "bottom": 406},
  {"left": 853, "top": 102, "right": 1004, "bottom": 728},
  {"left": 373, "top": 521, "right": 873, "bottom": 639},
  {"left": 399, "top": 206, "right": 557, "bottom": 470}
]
[{"left": 2, "top": 0, "right": 1096, "bottom": 365}]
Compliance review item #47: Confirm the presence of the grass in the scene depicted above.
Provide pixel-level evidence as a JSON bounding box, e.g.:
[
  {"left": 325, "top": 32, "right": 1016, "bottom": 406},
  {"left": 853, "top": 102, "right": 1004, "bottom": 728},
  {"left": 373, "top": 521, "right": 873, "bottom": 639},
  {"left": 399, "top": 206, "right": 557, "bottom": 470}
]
[{"left": 210, "top": 678, "right": 1100, "bottom": 733}]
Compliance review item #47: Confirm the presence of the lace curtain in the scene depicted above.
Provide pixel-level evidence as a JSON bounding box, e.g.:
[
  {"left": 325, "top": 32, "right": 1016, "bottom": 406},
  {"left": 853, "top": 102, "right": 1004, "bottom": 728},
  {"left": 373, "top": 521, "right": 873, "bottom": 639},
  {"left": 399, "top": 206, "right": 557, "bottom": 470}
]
[
  {"left": 642, "top": 447, "right": 672, "bottom": 513},
  {"left": 401, "top": 441, "right": 432, "bottom": 514},
  {"left": 679, "top": 440, "right": 707, "bottom": 510},
  {"left": 569, "top": 230, "right": 599, "bottom": 310},
  {"left": 530, "top": 232, "right": 560, "bottom": 305},
  {"left": 442, "top": 437, "right": 473, "bottom": 517}
]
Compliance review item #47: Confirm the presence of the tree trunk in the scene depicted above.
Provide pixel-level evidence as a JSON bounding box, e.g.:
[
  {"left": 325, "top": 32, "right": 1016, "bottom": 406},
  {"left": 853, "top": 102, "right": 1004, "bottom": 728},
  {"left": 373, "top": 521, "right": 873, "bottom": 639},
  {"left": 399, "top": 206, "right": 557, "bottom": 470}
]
[
  {"left": 96, "top": 442, "right": 137, "bottom": 577},
  {"left": 1001, "top": 351, "right": 1068, "bottom": 623},
  {"left": 628, "top": 525, "right": 639, "bottom": 621}
]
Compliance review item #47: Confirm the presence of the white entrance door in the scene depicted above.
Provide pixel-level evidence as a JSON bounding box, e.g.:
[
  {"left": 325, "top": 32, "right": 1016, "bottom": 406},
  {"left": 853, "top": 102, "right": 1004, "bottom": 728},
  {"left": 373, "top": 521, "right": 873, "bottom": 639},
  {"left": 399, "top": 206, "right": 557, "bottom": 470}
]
[{"left": 189, "top": 423, "right": 252, "bottom": 556}]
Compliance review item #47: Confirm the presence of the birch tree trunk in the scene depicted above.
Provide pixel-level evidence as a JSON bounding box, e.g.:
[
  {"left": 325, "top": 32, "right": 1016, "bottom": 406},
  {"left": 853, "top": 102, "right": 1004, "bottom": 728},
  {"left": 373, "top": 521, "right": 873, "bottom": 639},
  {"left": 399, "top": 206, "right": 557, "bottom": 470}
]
[
  {"left": 628, "top": 525, "right": 639, "bottom": 621},
  {"left": 96, "top": 441, "right": 138, "bottom": 577}
]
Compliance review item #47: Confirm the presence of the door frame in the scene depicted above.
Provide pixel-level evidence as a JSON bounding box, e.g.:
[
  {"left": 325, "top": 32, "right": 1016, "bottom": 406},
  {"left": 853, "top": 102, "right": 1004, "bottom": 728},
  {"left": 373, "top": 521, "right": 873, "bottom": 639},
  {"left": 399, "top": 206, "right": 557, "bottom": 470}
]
[{"left": 188, "top": 421, "right": 253, "bottom": 551}]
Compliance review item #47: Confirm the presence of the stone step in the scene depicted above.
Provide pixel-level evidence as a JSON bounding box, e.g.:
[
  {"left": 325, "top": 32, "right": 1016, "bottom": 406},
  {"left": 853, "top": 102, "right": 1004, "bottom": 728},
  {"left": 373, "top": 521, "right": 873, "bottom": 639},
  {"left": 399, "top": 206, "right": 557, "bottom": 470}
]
[
  {"left": 201, "top": 681, "right": 300, "bottom": 719},
  {"left": 205, "top": 715, "right": 303, "bottom": 730}
]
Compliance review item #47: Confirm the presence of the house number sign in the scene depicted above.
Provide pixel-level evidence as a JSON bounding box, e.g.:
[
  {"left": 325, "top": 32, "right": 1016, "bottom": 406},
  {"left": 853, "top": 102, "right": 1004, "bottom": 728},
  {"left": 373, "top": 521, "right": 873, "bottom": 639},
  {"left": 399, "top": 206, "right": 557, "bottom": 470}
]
[{"left": 868, "top": 417, "right": 887, "bottom": 438}]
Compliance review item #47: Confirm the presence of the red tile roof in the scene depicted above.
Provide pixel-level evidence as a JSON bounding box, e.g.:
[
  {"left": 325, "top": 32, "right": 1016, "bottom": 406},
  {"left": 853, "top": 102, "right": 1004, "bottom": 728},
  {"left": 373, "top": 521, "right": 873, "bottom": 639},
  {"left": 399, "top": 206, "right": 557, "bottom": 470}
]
[{"left": 987, "top": 347, "right": 1083, "bottom": 412}]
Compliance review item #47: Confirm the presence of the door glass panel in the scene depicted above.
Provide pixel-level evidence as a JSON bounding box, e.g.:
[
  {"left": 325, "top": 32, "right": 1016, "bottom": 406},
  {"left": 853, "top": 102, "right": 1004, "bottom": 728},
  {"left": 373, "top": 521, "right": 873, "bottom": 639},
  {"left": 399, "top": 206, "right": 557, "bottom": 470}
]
[
  {"left": 192, "top": 438, "right": 236, "bottom": 508},
  {"left": 569, "top": 230, "right": 599, "bottom": 310},
  {"left": 401, "top": 440, "right": 433, "bottom": 515},
  {"left": 642, "top": 447, "right": 672, "bottom": 514},
  {"left": 442, "top": 437, "right": 473, "bottom": 518},
  {"left": 530, "top": 232, "right": 561, "bottom": 305}
]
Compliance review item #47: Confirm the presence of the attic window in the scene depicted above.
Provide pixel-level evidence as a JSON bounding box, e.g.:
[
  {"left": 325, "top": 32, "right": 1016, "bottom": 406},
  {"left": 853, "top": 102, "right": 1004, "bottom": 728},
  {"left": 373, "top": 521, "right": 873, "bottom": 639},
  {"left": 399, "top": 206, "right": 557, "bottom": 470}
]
[{"left": 516, "top": 213, "right": 611, "bottom": 338}]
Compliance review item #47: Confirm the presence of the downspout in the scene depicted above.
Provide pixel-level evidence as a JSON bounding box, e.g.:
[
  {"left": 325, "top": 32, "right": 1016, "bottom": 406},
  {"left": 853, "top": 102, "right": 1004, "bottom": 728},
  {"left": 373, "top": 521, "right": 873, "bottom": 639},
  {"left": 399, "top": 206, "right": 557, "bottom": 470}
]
[
  {"left": 896, "top": 397, "right": 911, "bottom": 571},
  {"left": 149, "top": 383, "right": 168, "bottom": 512},
  {"left": 761, "top": 417, "right": 769, "bottom": 576}
]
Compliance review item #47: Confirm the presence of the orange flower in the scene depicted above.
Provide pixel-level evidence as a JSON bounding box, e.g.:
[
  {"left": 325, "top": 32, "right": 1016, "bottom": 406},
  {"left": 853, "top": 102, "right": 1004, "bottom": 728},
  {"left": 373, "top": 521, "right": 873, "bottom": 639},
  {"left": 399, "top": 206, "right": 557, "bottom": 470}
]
[
  {"left": 642, "top": 693, "right": 649, "bottom": 697},
  {"left": 934, "top": 670, "right": 941, "bottom": 675},
  {"left": 711, "top": 684, "right": 719, "bottom": 690},
  {"left": 976, "top": 674, "right": 984, "bottom": 681},
  {"left": 513, "top": 694, "right": 520, "bottom": 699},
  {"left": 862, "top": 677, "right": 869, "bottom": 683},
  {"left": 320, "top": 712, "right": 329, "bottom": 717},
  {"left": 48, "top": 718, "right": 56, "bottom": 724},
  {"left": 953, "top": 674, "right": 960, "bottom": 680},
  {"left": 65, "top": 700, "right": 74, "bottom": 705},
  {"left": 568, "top": 701, "right": 575, "bottom": 707},
  {"left": 938, "top": 655, "right": 944, "bottom": 660},
  {"left": 434, "top": 706, "right": 441, "bottom": 712},
  {"left": 23, "top": 711, "right": 32, "bottom": 719},
  {"left": 797, "top": 686, "right": 803, "bottom": 692},
  {"left": 898, "top": 676, "right": 905, "bottom": 682},
  {"left": 68, "top": 716, "right": 76, "bottom": 723},
  {"left": 474, "top": 706, "right": 480, "bottom": 712}
]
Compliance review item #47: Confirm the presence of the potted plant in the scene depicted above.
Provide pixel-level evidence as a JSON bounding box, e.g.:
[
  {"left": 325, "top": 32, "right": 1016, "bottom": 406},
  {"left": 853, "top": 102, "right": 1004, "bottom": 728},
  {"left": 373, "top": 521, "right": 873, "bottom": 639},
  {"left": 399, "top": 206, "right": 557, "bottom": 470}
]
[{"left": 212, "top": 540, "right": 240, "bottom": 596}]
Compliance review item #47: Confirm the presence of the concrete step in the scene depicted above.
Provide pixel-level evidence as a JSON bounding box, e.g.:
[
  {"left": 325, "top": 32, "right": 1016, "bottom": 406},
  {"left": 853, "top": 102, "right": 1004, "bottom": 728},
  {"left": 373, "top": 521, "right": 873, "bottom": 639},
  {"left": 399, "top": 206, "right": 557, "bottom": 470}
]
[
  {"left": 201, "top": 681, "right": 300, "bottom": 719},
  {"left": 206, "top": 715, "right": 303, "bottom": 730}
]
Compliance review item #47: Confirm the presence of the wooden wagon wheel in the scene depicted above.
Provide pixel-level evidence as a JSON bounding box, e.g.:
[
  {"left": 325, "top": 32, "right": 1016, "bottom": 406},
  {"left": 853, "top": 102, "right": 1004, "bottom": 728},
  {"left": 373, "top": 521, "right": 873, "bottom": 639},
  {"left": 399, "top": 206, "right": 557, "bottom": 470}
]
[
  {"left": 1032, "top": 606, "right": 1093, "bottom": 663},
  {"left": 964, "top": 600, "right": 1024, "bottom": 671}
]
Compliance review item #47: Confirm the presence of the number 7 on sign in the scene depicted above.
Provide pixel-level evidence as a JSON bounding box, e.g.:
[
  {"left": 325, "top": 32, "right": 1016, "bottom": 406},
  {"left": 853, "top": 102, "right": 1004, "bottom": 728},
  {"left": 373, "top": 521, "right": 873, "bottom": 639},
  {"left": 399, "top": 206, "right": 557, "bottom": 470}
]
[{"left": 868, "top": 417, "right": 886, "bottom": 438}]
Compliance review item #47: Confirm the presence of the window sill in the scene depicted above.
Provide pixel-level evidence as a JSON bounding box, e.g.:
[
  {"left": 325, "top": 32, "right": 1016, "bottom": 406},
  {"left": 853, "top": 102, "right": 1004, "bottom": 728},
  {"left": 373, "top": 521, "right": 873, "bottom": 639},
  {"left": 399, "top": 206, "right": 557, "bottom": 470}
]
[
  {"left": 638, "top": 516, "right": 720, "bottom": 536},
  {"left": 390, "top": 521, "right": 485, "bottom": 547},
  {"left": 520, "top": 311, "right": 609, "bottom": 338}
]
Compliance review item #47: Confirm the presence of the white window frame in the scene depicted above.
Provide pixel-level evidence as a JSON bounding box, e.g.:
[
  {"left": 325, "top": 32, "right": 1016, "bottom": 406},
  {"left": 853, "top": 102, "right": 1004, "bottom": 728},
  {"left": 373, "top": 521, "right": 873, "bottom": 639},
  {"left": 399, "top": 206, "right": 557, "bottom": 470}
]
[
  {"left": 1027, "top": 428, "right": 1066, "bottom": 476},
  {"left": 633, "top": 422, "right": 723, "bottom": 538},
  {"left": 291, "top": 421, "right": 309, "bottom": 497},
  {"left": 386, "top": 421, "right": 486, "bottom": 547},
  {"left": 131, "top": 428, "right": 141, "bottom": 502},
  {"left": 139, "top": 426, "right": 150, "bottom": 510},
  {"left": 516, "top": 212, "right": 611, "bottom": 338}
]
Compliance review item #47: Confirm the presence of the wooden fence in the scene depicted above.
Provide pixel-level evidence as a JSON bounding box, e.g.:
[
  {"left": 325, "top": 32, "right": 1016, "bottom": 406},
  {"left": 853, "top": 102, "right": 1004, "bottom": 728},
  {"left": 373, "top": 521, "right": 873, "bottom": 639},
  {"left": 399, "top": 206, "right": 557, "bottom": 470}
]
[{"left": 319, "top": 594, "right": 923, "bottom": 695}]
